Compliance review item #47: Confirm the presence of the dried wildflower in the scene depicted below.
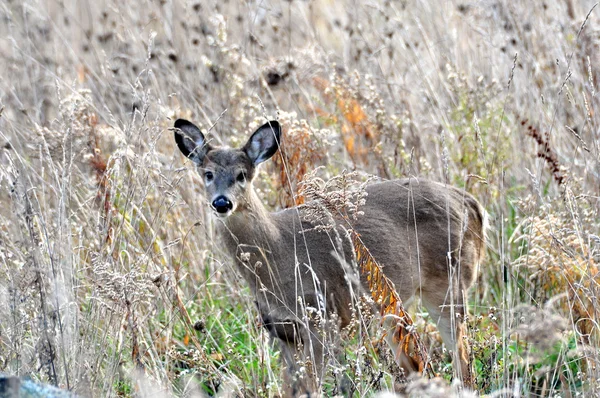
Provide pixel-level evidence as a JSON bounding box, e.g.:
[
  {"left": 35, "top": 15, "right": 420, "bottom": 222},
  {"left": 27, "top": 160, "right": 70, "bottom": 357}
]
[
  {"left": 262, "top": 111, "right": 332, "bottom": 207},
  {"left": 91, "top": 254, "right": 156, "bottom": 310},
  {"left": 512, "top": 304, "right": 568, "bottom": 355},
  {"left": 298, "top": 168, "right": 371, "bottom": 231},
  {"left": 522, "top": 120, "right": 567, "bottom": 187},
  {"left": 313, "top": 73, "right": 379, "bottom": 167},
  {"left": 400, "top": 374, "right": 477, "bottom": 397},
  {"left": 32, "top": 89, "right": 99, "bottom": 163},
  {"left": 514, "top": 196, "right": 599, "bottom": 341}
]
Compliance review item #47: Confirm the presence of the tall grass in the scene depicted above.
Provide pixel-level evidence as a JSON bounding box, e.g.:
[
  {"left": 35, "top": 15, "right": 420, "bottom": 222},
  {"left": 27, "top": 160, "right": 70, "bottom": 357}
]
[{"left": 0, "top": 0, "right": 598, "bottom": 396}]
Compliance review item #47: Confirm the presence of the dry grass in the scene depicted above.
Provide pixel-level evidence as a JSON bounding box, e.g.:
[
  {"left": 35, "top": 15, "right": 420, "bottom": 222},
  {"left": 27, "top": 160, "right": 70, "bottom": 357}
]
[{"left": 0, "top": 0, "right": 599, "bottom": 396}]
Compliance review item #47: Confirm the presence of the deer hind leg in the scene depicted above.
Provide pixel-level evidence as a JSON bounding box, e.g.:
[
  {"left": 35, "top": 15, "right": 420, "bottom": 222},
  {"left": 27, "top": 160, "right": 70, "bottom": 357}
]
[{"left": 421, "top": 287, "right": 472, "bottom": 387}]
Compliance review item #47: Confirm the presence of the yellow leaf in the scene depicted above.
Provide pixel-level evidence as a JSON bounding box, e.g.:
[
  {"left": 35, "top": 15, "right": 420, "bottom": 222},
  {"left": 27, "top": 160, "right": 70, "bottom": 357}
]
[{"left": 210, "top": 353, "right": 224, "bottom": 361}]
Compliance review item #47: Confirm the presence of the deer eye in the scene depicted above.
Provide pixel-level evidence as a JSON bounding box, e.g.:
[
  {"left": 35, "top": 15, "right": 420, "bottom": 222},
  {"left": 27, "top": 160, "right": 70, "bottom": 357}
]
[
  {"left": 204, "top": 171, "right": 214, "bottom": 181},
  {"left": 236, "top": 172, "right": 246, "bottom": 183}
]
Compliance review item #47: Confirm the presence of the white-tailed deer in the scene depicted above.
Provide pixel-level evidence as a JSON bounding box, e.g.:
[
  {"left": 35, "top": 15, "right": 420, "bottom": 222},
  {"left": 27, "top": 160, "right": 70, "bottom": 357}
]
[{"left": 174, "top": 118, "right": 486, "bottom": 395}]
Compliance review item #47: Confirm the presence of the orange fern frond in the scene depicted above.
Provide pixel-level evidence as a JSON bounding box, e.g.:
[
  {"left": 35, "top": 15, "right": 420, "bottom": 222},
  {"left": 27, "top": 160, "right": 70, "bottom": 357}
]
[
  {"left": 271, "top": 114, "right": 326, "bottom": 207},
  {"left": 312, "top": 77, "right": 377, "bottom": 165},
  {"left": 352, "top": 231, "right": 434, "bottom": 377}
]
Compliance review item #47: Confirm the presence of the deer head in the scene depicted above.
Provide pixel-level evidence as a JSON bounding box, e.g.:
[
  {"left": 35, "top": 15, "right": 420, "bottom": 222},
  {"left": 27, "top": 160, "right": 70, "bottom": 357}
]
[{"left": 174, "top": 119, "right": 281, "bottom": 218}]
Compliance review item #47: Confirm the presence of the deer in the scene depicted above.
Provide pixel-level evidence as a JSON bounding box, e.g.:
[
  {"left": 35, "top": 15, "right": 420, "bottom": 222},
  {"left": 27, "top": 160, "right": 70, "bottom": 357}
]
[{"left": 173, "top": 118, "right": 486, "bottom": 396}]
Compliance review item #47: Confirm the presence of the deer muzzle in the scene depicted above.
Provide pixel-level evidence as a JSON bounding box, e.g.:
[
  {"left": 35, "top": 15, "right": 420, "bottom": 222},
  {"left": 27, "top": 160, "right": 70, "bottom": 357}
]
[{"left": 212, "top": 195, "right": 233, "bottom": 215}]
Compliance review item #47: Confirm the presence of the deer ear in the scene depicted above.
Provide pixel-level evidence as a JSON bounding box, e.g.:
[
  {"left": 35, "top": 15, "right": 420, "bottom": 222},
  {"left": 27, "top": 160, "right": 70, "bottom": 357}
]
[
  {"left": 243, "top": 121, "right": 281, "bottom": 165},
  {"left": 174, "top": 119, "right": 211, "bottom": 165}
]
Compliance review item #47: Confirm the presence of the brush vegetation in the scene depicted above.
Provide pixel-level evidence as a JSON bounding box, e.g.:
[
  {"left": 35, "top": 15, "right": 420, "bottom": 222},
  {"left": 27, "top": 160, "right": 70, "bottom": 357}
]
[{"left": 0, "top": 0, "right": 599, "bottom": 396}]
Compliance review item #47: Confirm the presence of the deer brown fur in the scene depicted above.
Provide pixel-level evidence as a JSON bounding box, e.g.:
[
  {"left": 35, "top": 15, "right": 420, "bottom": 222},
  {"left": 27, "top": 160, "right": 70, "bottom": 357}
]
[{"left": 174, "top": 118, "right": 486, "bottom": 395}]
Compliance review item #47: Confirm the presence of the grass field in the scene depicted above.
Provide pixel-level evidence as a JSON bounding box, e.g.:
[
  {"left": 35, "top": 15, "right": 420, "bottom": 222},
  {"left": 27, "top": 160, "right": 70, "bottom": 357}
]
[{"left": 0, "top": 0, "right": 599, "bottom": 396}]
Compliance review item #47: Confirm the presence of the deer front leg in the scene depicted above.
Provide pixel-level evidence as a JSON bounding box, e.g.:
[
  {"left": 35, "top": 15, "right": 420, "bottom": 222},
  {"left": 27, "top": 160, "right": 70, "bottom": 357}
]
[
  {"left": 262, "top": 315, "right": 321, "bottom": 397},
  {"left": 299, "top": 322, "right": 326, "bottom": 394}
]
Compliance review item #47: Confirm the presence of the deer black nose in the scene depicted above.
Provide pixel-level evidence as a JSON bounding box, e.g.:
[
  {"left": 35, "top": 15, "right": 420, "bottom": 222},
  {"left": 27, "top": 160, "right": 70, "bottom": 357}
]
[{"left": 212, "top": 196, "right": 233, "bottom": 213}]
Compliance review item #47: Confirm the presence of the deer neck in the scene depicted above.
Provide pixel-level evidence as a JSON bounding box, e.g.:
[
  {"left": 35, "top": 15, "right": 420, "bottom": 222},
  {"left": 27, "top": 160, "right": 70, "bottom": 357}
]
[
  {"left": 214, "top": 189, "right": 283, "bottom": 293},
  {"left": 216, "top": 188, "right": 280, "bottom": 252}
]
